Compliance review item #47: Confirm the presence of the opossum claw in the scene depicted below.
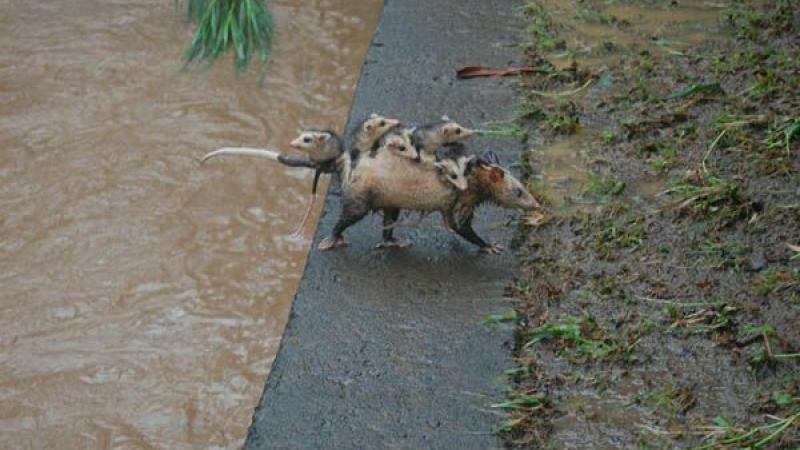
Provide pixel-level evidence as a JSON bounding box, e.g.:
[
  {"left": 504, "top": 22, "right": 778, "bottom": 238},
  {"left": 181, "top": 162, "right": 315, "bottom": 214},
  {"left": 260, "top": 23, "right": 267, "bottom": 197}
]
[
  {"left": 318, "top": 236, "right": 348, "bottom": 251},
  {"left": 480, "top": 243, "right": 505, "bottom": 254},
  {"left": 375, "top": 238, "right": 412, "bottom": 249}
]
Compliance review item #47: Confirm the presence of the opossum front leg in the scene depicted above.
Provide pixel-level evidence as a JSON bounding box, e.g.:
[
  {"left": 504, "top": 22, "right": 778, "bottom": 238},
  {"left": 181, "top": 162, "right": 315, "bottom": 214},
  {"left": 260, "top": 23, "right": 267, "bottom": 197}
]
[
  {"left": 376, "top": 208, "right": 411, "bottom": 249},
  {"left": 449, "top": 212, "right": 504, "bottom": 254},
  {"left": 318, "top": 197, "right": 369, "bottom": 251}
]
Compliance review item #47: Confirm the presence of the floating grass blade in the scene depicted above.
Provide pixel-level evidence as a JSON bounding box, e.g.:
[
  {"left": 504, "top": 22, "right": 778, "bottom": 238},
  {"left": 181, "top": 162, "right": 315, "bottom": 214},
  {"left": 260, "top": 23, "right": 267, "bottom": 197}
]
[{"left": 184, "top": 0, "right": 274, "bottom": 71}]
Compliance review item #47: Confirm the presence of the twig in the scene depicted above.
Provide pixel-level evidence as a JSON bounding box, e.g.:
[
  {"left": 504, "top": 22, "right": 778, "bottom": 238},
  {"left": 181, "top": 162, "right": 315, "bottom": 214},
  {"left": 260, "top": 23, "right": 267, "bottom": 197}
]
[
  {"left": 762, "top": 332, "right": 773, "bottom": 358},
  {"left": 701, "top": 129, "right": 727, "bottom": 174},
  {"left": 528, "top": 78, "right": 594, "bottom": 98}
]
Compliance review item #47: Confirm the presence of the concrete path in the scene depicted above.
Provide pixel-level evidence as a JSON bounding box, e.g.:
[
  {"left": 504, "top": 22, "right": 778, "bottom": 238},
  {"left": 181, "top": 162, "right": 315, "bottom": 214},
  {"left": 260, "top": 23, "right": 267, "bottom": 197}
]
[{"left": 246, "top": 1, "right": 523, "bottom": 448}]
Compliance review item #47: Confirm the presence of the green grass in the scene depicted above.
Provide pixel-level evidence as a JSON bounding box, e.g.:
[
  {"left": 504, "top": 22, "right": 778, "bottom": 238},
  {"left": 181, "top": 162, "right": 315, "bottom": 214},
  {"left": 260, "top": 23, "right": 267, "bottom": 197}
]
[
  {"left": 594, "top": 218, "right": 645, "bottom": 259},
  {"left": 635, "top": 384, "right": 696, "bottom": 416},
  {"left": 521, "top": 1, "right": 564, "bottom": 52},
  {"left": 585, "top": 173, "right": 626, "bottom": 198},
  {"left": 691, "top": 238, "right": 750, "bottom": 270},
  {"left": 184, "top": 0, "right": 274, "bottom": 70},
  {"left": 692, "top": 411, "right": 800, "bottom": 450},
  {"left": 524, "top": 316, "right": 637, "bottom": 362},
  {"left": 663, "top": 174, "right": 749, "bottom": 223}
]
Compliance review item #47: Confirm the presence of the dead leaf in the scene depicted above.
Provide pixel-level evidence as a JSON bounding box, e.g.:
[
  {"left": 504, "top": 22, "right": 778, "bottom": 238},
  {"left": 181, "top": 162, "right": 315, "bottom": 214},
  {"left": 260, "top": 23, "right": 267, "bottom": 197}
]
[
  {"left": 456, "top": 65, "right": 549, "bottom": 79},
  {"left": 787, "top": 243, "right": 800, "bottom": 252}
]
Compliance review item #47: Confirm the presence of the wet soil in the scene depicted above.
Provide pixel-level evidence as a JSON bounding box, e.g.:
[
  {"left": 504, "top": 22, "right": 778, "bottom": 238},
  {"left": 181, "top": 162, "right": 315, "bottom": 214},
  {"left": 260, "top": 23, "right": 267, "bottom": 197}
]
[
  {"left": 0, "top": 1, "right": 380, "bottom": 448},
  {"left": 499, "top": 1, "right": 799, "bottom": 448}
]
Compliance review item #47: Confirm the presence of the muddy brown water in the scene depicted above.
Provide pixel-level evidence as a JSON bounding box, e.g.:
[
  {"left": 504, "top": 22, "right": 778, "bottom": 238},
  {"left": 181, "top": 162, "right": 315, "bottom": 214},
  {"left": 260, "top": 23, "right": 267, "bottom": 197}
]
[{"left": 0, "top": 1, "right": 380, "bottom": 448}]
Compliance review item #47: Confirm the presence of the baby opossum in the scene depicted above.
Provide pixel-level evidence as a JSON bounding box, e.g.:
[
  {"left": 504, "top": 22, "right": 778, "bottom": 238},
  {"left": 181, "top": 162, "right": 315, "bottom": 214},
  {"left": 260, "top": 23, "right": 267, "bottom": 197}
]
[
  {"left": 289, "top": 129, "right": 344, "bottom": 194},
  {"left": 431, "top": 143, "right": 475, "bottom": 192},
  {"left": 202, "top": 129, "right": 345, "bottom": 235},
  {"left": 374, "top": 129, "right": 420, "bottom": 162},
  {"left": 410, "top": 115, "right": 475, "bottom": 159},
  {"left": 348, "top": 113, "right": 402, "bottom": 169}
]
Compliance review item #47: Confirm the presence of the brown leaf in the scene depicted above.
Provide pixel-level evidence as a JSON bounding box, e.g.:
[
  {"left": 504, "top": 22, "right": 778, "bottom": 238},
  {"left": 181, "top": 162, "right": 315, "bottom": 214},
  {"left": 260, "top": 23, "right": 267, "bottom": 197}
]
[{"left": 456, "top": 65, "right": 549, "bottom": 79}]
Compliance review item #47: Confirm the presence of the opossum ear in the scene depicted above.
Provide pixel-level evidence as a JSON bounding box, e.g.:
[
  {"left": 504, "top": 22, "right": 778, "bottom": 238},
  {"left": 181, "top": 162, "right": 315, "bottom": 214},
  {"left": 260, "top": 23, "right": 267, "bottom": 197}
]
[
  {"left": 370, "top": 113, "right": 379, "bottom": 119},
  {"left": 489, "top": 167, "right": 505, "bottom": 183},
  {"left": 441, "top": 114, "right": 450, "bottom": 121},
  {"left": 480, "top": 150, "right": 501, "bottom": 165},
  {"left": 463, "top": 155, "right": 477, "bottom": 172}
]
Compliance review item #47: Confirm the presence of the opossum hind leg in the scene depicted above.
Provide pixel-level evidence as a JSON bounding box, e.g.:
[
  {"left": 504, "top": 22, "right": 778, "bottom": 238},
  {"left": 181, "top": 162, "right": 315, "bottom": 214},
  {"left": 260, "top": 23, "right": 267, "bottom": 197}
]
[
  {"left": 451, "top": 214, "right": 503, "bottom": 254},
  {"left": 376, "top": 208, "right": 411, "bottom": 249},
  {"left": 319, "top": 197, "right": 369, "bottom": 251}
]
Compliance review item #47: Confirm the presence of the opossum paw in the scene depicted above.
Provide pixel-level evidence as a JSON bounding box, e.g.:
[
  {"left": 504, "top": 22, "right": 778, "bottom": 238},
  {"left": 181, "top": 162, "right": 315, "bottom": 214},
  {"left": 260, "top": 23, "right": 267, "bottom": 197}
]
[
  {"left": 480, "top": 243, "right": 505, "bottom": 254},
  {"left": 375, "top": 238, "right": 412, "bottom": 249},
  {"left": 318, "top": 237, "right": 348, "bottom": 251}
]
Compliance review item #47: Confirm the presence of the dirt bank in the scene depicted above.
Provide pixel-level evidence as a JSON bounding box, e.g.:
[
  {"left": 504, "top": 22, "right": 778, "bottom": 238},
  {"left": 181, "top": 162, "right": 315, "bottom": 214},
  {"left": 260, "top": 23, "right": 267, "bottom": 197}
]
[{"left": 498, "top": 1, "right": 799, "bottom": 448}]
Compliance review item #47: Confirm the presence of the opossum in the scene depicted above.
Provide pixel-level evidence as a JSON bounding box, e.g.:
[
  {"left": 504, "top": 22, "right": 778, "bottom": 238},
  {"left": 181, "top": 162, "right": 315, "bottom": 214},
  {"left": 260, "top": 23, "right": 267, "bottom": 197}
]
[
  {"left": 410, "top": 115, "right": 475, "bottom": 159},
  {"left": 202, "top": 129, "right": 345, "bottom": 235},
  {"left": 431, "top": 143, "right": 475, "bottom": 192},
  {"left": 288, "top": 129, "right": 344, "bottom": 195},
  {"left": 348, "top": 113, "right": 402, "bottom": 169},
  {"left": 201, "top": 120, "right": 538, "bottom": 253},
  {"left": 320, "top": 136, "right": 540, "bottom": 252}
]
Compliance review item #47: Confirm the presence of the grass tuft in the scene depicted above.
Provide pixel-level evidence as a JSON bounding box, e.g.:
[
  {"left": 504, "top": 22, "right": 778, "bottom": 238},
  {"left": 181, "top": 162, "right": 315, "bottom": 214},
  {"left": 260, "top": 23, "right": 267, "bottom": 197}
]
[{"left": 184, "top": 0, "right": 274, "bottom": 71}]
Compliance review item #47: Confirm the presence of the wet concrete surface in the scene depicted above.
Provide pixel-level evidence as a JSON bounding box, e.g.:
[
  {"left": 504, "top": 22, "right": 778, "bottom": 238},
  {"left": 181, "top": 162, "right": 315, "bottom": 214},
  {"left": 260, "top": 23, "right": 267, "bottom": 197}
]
[{"left": 246, "top": 0, "right": 524, "bottom": 448}]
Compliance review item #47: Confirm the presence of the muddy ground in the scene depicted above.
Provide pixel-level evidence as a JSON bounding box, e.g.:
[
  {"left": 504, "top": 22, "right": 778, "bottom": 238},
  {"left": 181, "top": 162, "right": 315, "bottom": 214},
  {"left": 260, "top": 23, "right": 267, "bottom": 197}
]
[{"left": 495, "top": 1, "right": 799, "bottom": 448}]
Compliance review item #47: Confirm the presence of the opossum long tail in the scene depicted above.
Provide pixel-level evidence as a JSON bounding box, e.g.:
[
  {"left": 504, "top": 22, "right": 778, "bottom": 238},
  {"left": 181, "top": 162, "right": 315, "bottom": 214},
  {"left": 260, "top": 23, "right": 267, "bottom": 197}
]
[
  {"left": 201, "top": 147, "right": 281, "bottom": 163},
  {"left": 292, "top": 193, "right": 316, "bottom": 237}
]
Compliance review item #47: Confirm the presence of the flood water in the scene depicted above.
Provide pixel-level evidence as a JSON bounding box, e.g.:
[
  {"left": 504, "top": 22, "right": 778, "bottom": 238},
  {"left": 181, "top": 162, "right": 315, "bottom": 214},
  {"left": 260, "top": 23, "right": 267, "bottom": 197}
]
[{"left": 0, "top": 1, "right": 380, "bottom": 448}]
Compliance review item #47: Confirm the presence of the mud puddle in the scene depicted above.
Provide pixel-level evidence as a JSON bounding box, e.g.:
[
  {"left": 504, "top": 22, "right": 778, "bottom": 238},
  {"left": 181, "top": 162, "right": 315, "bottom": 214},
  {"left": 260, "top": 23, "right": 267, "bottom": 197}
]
[{"left": 0, "top": 1, "right": 380, "bottom": 448}]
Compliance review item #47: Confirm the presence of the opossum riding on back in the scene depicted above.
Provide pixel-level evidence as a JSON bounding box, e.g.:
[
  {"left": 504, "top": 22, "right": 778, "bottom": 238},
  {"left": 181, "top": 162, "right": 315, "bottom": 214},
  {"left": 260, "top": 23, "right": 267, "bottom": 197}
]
[{"left": 411, "top": 115, "right": 474, "bottom": 160}]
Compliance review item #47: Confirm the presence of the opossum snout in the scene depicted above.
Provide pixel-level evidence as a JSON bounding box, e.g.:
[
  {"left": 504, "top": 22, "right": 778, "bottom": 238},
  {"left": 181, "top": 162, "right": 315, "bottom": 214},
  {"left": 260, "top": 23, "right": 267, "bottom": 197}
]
[{"left": 521, "top": 194, "right": 541, "bottom": 210}]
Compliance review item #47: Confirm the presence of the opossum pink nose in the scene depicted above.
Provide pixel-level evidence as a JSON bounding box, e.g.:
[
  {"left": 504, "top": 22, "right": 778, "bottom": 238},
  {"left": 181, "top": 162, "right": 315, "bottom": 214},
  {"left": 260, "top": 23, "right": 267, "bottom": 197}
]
[{"left": 289, "top": 141, "right": 300, "bottom": 149}]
